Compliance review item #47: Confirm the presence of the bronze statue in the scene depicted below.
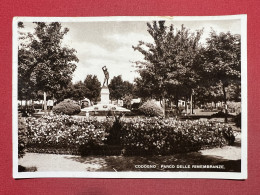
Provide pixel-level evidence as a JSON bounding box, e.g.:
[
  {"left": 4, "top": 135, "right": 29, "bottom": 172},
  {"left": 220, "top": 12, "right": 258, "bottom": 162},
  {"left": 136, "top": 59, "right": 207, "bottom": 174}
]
[{"left": 102, "top": 66, "right": 109, "bottom": 87}]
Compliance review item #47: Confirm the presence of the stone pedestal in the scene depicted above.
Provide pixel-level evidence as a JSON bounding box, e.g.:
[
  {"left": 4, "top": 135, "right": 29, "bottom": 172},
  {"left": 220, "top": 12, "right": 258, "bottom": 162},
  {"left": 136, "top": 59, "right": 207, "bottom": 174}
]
[{"left": 101, "top": 87, "right": 110, "bottom": 104}]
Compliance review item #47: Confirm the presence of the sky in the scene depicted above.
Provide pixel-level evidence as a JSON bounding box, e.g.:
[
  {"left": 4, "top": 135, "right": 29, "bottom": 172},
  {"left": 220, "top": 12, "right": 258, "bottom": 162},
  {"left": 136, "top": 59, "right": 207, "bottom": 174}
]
[{"left": 22, "top": 19, "right": 241, "bottom": 84}]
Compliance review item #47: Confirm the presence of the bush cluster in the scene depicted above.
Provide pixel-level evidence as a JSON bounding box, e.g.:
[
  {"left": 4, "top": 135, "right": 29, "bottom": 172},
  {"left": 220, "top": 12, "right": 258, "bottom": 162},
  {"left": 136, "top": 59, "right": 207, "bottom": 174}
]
[
  {"left": 234, "top": 112, "right": 241, "bottom": 128},
  {"left": 227, "top": 101, "right": 241, "bottom": 114},
  {"left": 18, "top": 117, "right": 28, "bottom": 158},
  {"left": 25, "top": 115, "right": 113, "bottom": 154},
  {"left": 139, "top": 100, "right": 164, "bottom": 117},
  {"left": 53, "top": 99, "right": 81, "bottom": 115},
  {"left": 24, "top": 115, "right": 235, "bottom": 156},
  {"left": 120, "top": 117, "right": 235, "bottom": 155}
]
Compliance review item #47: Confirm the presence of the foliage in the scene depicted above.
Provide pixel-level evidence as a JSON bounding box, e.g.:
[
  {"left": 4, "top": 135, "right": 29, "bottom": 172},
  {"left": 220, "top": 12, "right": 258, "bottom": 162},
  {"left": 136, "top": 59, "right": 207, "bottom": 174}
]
[
  {"left": 227, "top": 101, "right": 241, "bottom": 114},
  {"left": 133, "top": 21, "right": 203, "bottom": 108},
  {"left": 18, "top": 117, "right": 28, "bottom": 158},
  {"left": 109, "top": 75, "right": 134, "bottom": 101},
  {"left": 234, "top": 113, "right": 241, "bottom": 128},
  {"left": 53, "top": 99, "right": 81, "bottom": 115},
  {"left": 84, "top": 75, "right": 101, "bottom": 103},
  {"left": 24, "top": 115, "right": 235, "bottom": 156},
  {"left": 121, "top": 117, "right": 235, "bottom": 155},
  {"left": 25, "top": 115, "right": 113, "bottom": 154},
  {"left": 198, "top": 30, "right": 241, "bottom": 122},
  {"left": 122, "top": 94, "right": 133, "bottom": 109},
  {"left": 211, "top": 111, "right": 231, "bottom": 118},
  {"left": 165, "top": 108, "right": 184, "bottom": 117},
  {"left": 72, "top": 81, "right": 86, "bottom": 101},
  {"left": 106, "top": 115, "right": 124, "bottom": 145},
  {"left": 139, "top": 100, "right": 164, "bottom": 117},
  {"left": 18, "top": 105, "right": 35, "bottom": 117},
  {"left": 18, "top": 22, "right": 79, "bottom": 101}
]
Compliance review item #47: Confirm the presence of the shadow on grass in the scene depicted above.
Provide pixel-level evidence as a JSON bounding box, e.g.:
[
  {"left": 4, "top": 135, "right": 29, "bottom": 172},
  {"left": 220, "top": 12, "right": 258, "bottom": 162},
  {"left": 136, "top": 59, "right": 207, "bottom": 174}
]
[{"left": 65, "top": 151, "right": 241, "bottom": 172}]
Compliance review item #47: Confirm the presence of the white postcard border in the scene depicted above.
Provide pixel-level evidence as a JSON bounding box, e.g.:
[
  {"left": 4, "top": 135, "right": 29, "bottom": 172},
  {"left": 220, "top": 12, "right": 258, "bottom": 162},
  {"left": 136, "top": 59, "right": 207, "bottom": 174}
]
[{"left": 12, "top": 15, "right": 247, "bottom": 179}]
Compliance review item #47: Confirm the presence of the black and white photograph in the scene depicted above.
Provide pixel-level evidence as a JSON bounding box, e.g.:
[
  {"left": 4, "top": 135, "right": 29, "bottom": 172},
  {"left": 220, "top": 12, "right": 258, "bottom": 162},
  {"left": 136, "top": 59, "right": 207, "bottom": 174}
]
[{"left": 12, "top": 16, "right": 247, "bottom": 179}]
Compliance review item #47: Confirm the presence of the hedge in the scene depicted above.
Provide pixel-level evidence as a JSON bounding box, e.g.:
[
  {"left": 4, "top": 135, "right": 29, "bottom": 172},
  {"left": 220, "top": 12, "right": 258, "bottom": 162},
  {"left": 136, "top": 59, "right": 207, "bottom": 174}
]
[
  {"left": 120, "top": 117, "right": 235, "bottom": 155},
  {"left": 18, "top": 117, "right": 28, "bottom": 158},
  {"left": 25, "top": 115, "right": 113, "bottom": 155},
  {"left": 24, "top": 115, "right": 235, "bottom": 156}
]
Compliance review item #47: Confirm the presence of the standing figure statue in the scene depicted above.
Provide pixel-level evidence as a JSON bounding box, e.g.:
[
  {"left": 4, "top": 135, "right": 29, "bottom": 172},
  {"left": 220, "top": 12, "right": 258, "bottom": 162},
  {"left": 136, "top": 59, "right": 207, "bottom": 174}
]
[{"left": 102, "top": 66, "right": 109, "bottom": 87}]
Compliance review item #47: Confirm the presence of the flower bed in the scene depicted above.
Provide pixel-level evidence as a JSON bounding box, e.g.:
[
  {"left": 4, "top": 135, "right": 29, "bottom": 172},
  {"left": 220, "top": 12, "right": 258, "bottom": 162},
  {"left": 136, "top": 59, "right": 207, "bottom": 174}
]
[
  {"left": 18, "top": 117, "right": 28, "bottom": 158},
  {"left": 120, "top": 117, "right": 235, "bottom": 155},
  {"left": 24, "top": 115, "right": 235, "bottom": 156},
  {"left": 25, "top": 115, "right": 113, "bottom": 155}
]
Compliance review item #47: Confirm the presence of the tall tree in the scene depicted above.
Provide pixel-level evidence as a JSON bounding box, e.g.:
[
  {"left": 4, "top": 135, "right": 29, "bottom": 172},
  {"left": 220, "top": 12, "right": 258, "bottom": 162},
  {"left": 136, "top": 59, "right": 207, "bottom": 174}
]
[
  {"left": 84, "top": 75, "right": 101, "bottom": 103},
  {"left": 133, "top": 21, "right": 203, "bottom": 115},
  {"left": 108, "top": 75, "right": 125, "bottom": 101},
  {"left": 73, "top": 81, "right": 86, "bottom": 101},
  {"left": 199, "top": 31, "right": 241, "bottom": 122},
  {"left": 18, "top": 22, "right": 79, "bottom": 110},
  {"left": 108, "top": 75, "right": 134, "bottom": 101},
  {"left": 18, "top": 22, "right": 37, "bottom": 102}
]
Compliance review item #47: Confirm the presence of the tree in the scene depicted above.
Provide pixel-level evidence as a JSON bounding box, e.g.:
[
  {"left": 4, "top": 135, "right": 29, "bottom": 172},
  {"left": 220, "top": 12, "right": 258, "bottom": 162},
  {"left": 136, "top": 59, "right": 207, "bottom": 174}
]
[
  {"left": 199, "top": 30, "right": 241, "bottom": 122},
  {"left": 84, "top": 75, "right": 101, "bottom": 103},
  {"left": 108, "top": 75, "right": 125, "bottom": 101},
  {"left": 18, "top": 22, "right": 79, "bottom": 111},
  {"left": 54, "top": 82, "right": 74, "bottom": 103},
  {"left": 122, "top": 94, "right": 133, "bottom": 109},
  {"left": 133, "top": 21, "right": 203, "bottom": 116},
  {"left": 73, "top": 81, "right": 86, "bottom": 101},
  {"left": 18, "top": 23, "right": 37, "bottom": 103},
  {"left": 108, "top": 75, "right": 134, "bottom": 101}
]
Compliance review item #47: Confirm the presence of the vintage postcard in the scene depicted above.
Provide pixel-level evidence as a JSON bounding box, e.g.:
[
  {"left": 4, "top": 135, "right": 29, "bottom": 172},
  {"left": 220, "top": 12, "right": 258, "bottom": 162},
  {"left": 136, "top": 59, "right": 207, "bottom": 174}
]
[{"left": 13, "top": 15, "right": 247, "bottom": 179}]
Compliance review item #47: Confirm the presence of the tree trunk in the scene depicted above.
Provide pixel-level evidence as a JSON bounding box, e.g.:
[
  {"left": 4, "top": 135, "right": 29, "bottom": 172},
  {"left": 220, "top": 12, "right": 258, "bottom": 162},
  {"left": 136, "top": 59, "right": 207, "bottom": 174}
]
[
  {"left": 43, "top": 91, "right": 47, "bottom": 112},
  {"left": 193, "top": 95, "right": 196, "bottom": 114},
  {"left": 162, "top": 97, "right": 166, "bottom": 117},
  {"left": 222, "top": 84, "right": 228, "bottom": 123},
  {"left": 190, "top": 93, "right": 193, "bottom": 115},
  {"left": 175, "top": 98, "right": 179, "bottom": 109},
  {"left": 185, "top": 97, "right": 188, "bottom": 115}
]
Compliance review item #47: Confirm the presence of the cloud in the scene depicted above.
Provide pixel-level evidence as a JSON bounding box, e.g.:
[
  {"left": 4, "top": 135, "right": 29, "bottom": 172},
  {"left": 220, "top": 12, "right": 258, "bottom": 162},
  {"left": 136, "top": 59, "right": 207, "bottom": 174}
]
[
  {"left": 106, "top": 32, "right": 153, "bottom": 46},
  {"left": 21, "top": 20, "right": 241, "bottom": 85},
  {"left": 70, "top": 32, "right": 151, "bottom": 84}
]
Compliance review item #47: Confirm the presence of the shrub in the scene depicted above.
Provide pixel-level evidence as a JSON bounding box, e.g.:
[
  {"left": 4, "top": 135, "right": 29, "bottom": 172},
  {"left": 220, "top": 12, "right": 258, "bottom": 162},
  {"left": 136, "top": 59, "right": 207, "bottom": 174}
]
[
  {"left": 25, "top": 115, "right": 235, "bottom": 156},
  {"left": 18, "top": 105, "right": 35, "bottom": 117},
  {"left": 234, "top": 112, "right": 241, "bottom": 128},
  {"left": 18, "top": 117, "right": 28, "bottom": 158},
  {"left": 211, "top": 111, "right": 233, "bottom": 118},
  {"left": 33, "top": 103, "right": 43, "bottom": 110},
  {"left": 25, "top": 115, "right": 113, "bottom": 155},
  {"left": 227, "top": 101, "right": 241, "bottom": 114},
  {"left": 139, "top": 100, "right": 164, "bottom": 117},
  {"left": 106, "top": 114, "right": 124, "bottom": 145},
  {"left": 165, "top": 108, "right": 184, "bottom": 117},
  {"left": 120, "top": 117, "right": 235, "bottom": 155},
  {"left": 53, "top": 99, "right": 81, "bottom": 115}
]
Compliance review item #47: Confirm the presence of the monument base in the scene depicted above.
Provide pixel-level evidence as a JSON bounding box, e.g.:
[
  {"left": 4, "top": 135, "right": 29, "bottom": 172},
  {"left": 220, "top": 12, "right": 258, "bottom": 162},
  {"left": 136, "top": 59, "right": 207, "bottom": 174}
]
[
  {"left": 81, "top": 86, "right": 130, "bottom": 113},
  {"left": 101, "top": 86, "right": 110, "bottom": 104}
]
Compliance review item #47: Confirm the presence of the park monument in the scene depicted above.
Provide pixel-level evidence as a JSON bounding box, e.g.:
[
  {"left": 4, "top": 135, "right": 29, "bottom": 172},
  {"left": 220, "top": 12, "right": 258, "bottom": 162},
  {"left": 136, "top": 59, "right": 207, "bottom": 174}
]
[{"left": 81, "top": 66, "right": 130, "bottom": 114}]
